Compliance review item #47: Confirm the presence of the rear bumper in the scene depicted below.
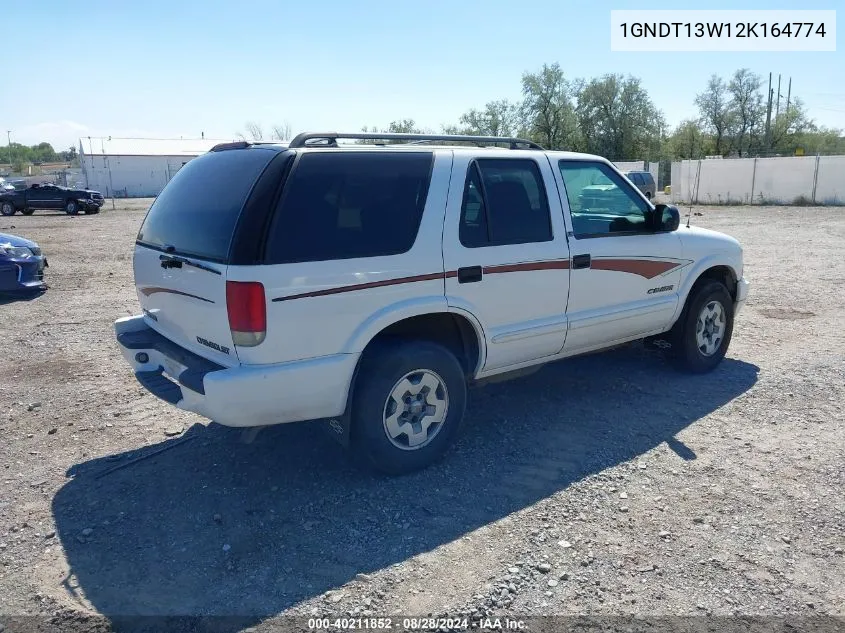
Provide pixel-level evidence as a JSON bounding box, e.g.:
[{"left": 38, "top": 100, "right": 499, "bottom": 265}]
[
  {"left": 114, "top": 315, "right": 359, "bottom": 427},
  {"left": 735, "top": 276, "right": 750, "bottom": 315}
]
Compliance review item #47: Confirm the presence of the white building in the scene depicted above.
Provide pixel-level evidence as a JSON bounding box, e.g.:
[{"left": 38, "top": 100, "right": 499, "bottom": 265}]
[{"left": 79, "top": 137, "right": 235, "bottom": 198}]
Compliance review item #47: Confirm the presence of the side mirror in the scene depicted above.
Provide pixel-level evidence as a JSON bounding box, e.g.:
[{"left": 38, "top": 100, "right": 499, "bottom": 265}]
[{"left": 652, "top": 204, "right": 680, "bottom": 232}]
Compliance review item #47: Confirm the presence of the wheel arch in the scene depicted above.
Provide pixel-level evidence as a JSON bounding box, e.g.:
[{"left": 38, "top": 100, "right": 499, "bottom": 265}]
[
  {"left": 337, "top": 300, "right": 486, "bottom": 433},
  {"left": 672, "top": 257, "right": 741, "bottom": 326},
  {"left": 343, "top": 298, "right": 486, "bottom": 375},
  {"left": 694, "top": 265, "right": 738, "bottom": 300}
]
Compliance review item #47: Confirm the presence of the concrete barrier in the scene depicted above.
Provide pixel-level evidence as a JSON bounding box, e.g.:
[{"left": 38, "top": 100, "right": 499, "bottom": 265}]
[{"left": 671, "top": 155, "right": 845, "bottom": 205}]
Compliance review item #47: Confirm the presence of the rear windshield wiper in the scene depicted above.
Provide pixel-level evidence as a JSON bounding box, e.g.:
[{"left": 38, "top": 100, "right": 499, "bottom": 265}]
[{"left": 159, "top": 253, "right": 222, "bottom": 275}]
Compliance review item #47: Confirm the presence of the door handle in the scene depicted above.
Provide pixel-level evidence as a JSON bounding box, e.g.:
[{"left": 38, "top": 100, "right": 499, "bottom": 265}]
[
  {"left": 572, "top": 254, "right": 591, "bottom": 269},
  {"left": 457, "top": 266, "right": 483, "bottom": 284}
]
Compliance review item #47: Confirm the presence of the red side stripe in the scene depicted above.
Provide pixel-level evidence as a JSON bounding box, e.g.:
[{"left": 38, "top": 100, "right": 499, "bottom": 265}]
[
  {"left": 139, "top": 287, "right": 215, "bottom": 303},
  {"left": 590, "top": 259, "right": 681, "bottom": 279}
]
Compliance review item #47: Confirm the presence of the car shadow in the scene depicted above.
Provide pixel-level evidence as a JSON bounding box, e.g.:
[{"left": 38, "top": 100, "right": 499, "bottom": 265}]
[
  {"left": 0, "top": 288, "right": 45, "bottom": 304},
  {"left": 52, "top": 345, "right": 758, "bottom": 631},
  {"left": 10, "top": 212, "right": 101, "bottom": 217}
]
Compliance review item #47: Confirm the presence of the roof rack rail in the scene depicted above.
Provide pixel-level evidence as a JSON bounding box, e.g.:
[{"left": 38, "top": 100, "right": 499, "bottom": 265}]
[
  {"left": 287, "top": 132, "right": 545, "bottom": 151},
  {"left": 210, "top": 140, "right": 251, "bottom": 152},
  {"left": 210, "top": 140, "right": 287, "bottom": 152}
]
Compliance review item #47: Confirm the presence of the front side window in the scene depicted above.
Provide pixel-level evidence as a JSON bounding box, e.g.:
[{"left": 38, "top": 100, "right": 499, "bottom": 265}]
[
  {"left": 459, "top": 159, "right": 552, "bottom": 248},
  {"left": 264, "top": 152, "right": 433, "bottom": 264},
  {"left": 558, "top": 161, "right": 651, "bottom": 238}
]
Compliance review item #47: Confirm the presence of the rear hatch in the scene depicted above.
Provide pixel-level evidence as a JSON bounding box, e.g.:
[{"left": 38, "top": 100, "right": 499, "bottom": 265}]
[{"left": 133, "top": 147, "right": 279, "bottom": 366}]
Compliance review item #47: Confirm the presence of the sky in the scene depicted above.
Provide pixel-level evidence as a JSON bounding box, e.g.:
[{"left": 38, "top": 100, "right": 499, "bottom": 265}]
[{"left": 1, "top": 0, "right": 842, "bottom": 150}]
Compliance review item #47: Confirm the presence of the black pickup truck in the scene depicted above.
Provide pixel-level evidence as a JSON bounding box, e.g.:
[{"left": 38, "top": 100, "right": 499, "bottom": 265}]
[{"left": 0, "top": 183, "right": 105, "bottom": 216}]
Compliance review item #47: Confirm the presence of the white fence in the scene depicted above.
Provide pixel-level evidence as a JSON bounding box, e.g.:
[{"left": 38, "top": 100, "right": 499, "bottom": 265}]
[{"left": 671, "top": 155, "right": 845, "bottom": 205}]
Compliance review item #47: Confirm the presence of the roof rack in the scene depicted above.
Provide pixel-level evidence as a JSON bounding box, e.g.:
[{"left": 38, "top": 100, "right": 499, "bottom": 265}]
[
  {"left": 210, "top": 141, "right": 250, "bottom": 152},
  {"left": 209, "top": 140, "right": 286, "bottom": 152},
  {"left": 287, "top": 132, "right": 545, "bottom": 151}
]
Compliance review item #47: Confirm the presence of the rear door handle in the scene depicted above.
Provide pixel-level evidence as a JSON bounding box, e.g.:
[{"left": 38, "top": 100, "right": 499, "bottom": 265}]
[
  {"left": 457, "top": 266, "right": 483, "bottom": 284},
  {"left": 572, "top": 254, "right": 591, "bottom": 269}
]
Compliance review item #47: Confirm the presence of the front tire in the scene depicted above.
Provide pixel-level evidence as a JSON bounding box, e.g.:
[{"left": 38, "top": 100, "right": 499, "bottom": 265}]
[
  {"left": 65, "top": 200, "right": 78, "bottom": 215},
  {"left": 671, "top": 280, "right": 734, "bottom": 373},
  {"left": 0, "top": 202, "right": 15, "bottom": 216},
  {"left": 351, "top": 340, "right": 467, "bottom": 475}
]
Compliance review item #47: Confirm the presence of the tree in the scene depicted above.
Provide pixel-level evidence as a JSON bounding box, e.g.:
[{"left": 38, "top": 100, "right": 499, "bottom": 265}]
[
  {"left": 695, "top": 75, "right": 732, "bottom": 156},
  {"left": 727, "top": 68, "right": 764, "bottom": 157},
  {"left": 271, "top": 122, "right": 292, "bottom": 141},
  {"left": 575, "top": 74, "right": 664, "bottom": 160},
  {"left": 769, "top": 99, "right": 812, "bottom": 153},
  {"left": 666, "top": 119, "right": 709, "bottom": 159},
  {"left": 520, "top": 63, "right": 579, "bottom": 150},
  {"left": 11, "top": 157, "right": 27, "bottom": 174},
  {"left": 359, "top": 120, "right": 432, "bottom": 143},
  {"left": 31, "top": 142, "right": 57, "bottom": 163},
  {"left": 792, "top": 126, "right": 845, "bottom": 155},
  {"left": 387, "top": 119, "right": 426, "bottom": 134},
  {"left": 56, "top": 146, "right": 78, "bottom": 163},
  {"left": 244, "top": 121, "right": 265, "bottom": 141},
  {"left": 454, "top": 99, "right": 524, "bottom": 137}
]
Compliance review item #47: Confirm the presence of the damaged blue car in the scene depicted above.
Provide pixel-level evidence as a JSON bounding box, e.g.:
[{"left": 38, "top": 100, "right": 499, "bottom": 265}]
[{"left": 0, "top": 232, "right": 47, "bottom": 294}]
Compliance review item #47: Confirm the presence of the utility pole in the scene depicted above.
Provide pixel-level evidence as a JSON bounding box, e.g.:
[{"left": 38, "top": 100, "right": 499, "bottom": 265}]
[
  {"left": 764, "top": 73, "right": 773, "bottom": 155},
  {"left": 776, "top": 74, "right": 782, "bottom": 119},
  {"left": 6, "top": 130, "right": 11, "bottom": 168},
  {"left": 786, "top": 77, "right": 792, "bottom": 112}
]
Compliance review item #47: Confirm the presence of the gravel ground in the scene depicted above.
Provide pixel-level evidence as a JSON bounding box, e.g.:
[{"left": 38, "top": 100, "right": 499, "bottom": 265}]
[{"left": 0, "top": 202, "right": 843, "bottom": 632}]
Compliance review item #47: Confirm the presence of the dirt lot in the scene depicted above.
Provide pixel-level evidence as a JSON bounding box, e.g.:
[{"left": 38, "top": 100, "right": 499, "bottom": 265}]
[{"left": 0, "top": 202, "right": 843, "bottom": 632}]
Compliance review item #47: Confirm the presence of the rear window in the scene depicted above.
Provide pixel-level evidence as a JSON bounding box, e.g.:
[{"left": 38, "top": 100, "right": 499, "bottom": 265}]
[
  {"left": 137, "top": 149, "right": 276, "bottom": 262},
  {"left": 264, "top": 152, "right": 433, "bottom": 264}
]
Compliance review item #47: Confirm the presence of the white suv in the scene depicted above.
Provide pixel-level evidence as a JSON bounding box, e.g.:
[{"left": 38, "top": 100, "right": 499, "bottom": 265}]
[{"left": 115, "top": 132, "right": 750, "bottom": 474}]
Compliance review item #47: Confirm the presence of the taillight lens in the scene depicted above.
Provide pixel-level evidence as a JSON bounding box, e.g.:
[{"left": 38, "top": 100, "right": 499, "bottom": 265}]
[{"left": 226, "top": 281, "right": 266, "bottom": 346}]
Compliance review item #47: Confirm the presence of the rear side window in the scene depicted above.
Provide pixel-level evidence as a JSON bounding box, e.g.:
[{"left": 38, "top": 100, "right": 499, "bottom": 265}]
[
  {"left": 137, "top": 149, "right": 276, "bottom": 262},
  {"left": 459, "top": 159, "right": 552, "bottom": 248},
  {"left": 264, "top": 152, "right": 433, "bottom": 264}
]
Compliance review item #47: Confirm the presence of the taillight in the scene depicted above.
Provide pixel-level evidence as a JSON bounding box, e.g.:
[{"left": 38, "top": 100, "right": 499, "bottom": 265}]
[{"left": 226, "top": 281, "right": 266, "bottom": 346}]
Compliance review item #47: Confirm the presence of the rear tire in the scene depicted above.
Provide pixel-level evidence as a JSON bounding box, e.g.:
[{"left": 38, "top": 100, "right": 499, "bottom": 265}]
[
  {"left": 65, "top": 200, "right": 78, "bottom": 215},
  {"left": 1, "top": 202, "right": 15, "bottom": 216},
  {"left": 351, "top": 340, "right": 467, "bottom": 475},
  {"left": 670, "top": 280, "right": 734, "bottom": 373}
]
